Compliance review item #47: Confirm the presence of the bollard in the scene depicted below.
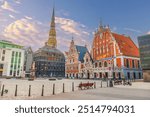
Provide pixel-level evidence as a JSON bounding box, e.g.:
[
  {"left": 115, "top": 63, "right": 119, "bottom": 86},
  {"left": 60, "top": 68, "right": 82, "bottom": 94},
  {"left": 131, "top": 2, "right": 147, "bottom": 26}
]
[
  {"left": 63, "top": 83, "right": 65, "bottom": 93},
  {"left": 101, "top": 80, "right": 102, "bottom": 88},
  {"left": 41, "top": 85, "right": 44, "bottom": 96},
  {"left": 72, "top": 82, "right": 74, "bottom": 92},
  {"left": 15, "top": 85, "right": 18, "bottom": 96},
  {"left": 107, "top": 80, "right": 108, "bottom": 87},
  {"left": 28, "top": 85, "right": 31, "bottom": 97},
  {"left": 1, "top": 85, "right": 4, "bottom": 96},
  {"left": 94, "top": 82, "right": 96, "bottom": 88},
  {"left": 0, "top": 81, "right": 1, "bottom": 91},
  {"left": 53, "top": 84, "right": 55, "bottom": 95}
]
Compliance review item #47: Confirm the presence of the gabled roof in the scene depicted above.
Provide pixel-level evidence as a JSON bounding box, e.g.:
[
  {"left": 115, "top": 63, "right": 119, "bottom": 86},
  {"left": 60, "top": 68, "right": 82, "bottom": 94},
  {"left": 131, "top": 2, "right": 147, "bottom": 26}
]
[
  {"left": 86, "top": 50, "right": 94, "bottom": 63},
  {"left": 75, "top": 45, "right": 88, "bottom": 62},
  {"left": 112, "top": 33, "right": 139, "bottom": 57}
]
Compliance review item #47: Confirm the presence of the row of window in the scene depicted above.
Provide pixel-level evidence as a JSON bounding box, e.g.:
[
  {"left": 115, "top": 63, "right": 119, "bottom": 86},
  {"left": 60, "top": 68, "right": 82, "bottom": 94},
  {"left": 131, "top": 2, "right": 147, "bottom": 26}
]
[
  {"left": 94, "top": 46, "right": 110, "bottom": 55},
  {"left": 12, "top": 51, "right": 21, "bottom": 57},
  {"left": 10, "top": 70, "right": 20, "bottom": 76},
  {"left": 95, "top": 61, "right": 108, "bottom": 68},
  {"left": 66, "top": 66, "right": 78, "bottom": 70},
  {"left": 125, "top": 59, "right": 140, "bottom": 68}
]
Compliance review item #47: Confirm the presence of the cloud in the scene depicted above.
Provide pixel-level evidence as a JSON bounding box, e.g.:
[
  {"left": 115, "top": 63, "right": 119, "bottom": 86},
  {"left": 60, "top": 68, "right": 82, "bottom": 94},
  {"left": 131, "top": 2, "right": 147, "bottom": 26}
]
[
  {"left": 1, "top": 1, "right": 17, "bottom": 13},
  {"left": 112, "top": 26, "right": 117, "bottom": 32},
  {"left": 56, "top": 17, "right": 80, "bottom": 36},
  {"left": 24, "top": 16, "right": 33, "bottom": 20},
  {"left": 124, "top": 28, "right": 141, "bottom": 33},
  {"left": 9, "top": 14, "right": 15, "bottom": 19},
  {"left": 147, "top": 31, "right": 150, "bottom": 34},
  {"left": 1, "top": 16, "right": 92, "bottom": 52},
  {"left": 2, "top": 18, "right": 48, "bottom": 50},
  {"left": 56, "top": 9, "right": 70, "bottom": 17},
  {"left": 55, "top": 17, "right": 92, "bottom": 51},
  {"left": 14, "top": 0, "right": 21, "bottom": 4}
]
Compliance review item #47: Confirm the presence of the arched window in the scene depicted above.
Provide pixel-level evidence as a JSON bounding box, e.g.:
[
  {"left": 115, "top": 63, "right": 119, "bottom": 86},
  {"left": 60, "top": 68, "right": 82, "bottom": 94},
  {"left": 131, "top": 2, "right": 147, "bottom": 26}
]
[
  {"left": 99, "top": 62, "right": 102, "bottom": 67},
  {"left": 126, "top": 59, "right": 129, "bottom": 68},
  {"left": 95, "top": 63, "right": 97, "bottom": 68},
  {"left": 104, "top": 61, "right": 108, "bottom": 67}
]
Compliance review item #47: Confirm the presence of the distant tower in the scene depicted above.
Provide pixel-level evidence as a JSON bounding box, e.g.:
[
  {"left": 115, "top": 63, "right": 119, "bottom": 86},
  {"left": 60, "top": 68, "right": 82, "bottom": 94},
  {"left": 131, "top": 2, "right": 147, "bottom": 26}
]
[{"left": 47, "top": 7, "right": 57, "bottom": 48}]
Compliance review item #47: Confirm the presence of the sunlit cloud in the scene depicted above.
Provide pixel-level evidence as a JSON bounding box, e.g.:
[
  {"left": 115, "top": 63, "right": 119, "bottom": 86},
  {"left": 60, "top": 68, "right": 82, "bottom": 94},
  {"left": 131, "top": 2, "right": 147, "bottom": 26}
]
[
  {"left": 147, "top": 31, "right": 150, "bottom": 34},
  {"left": 9, "top": 14, "right": 15, "bottom": 19},
  {"left": 14, "top": 0, "right": 21, "bottom": 4},
  {"left": 1, "top": 1, "right": 18, "bottom": 13},
  {"left": 24, "top": 16, "right": 32, "bottom": 20},
  {"left": 1, "top": 15, "right": 92, "bottom": 52},
  {"left": 124, "top": 28, "right": 141, "bottom": 33}
]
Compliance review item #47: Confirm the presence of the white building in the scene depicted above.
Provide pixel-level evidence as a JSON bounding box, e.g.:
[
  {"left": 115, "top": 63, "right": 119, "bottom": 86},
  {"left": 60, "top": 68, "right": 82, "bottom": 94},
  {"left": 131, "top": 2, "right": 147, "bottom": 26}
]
[{"left": 0, "top": 40, "right": 24, "bottom": 78}]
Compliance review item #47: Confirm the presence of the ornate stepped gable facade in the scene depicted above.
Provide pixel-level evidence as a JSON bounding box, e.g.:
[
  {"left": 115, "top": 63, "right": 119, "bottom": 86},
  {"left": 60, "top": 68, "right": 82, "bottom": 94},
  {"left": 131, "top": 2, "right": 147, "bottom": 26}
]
[
  {"left": 34, "top": 8, "right": 65, "bottom": 78},
  {"left": 92, "top": 24, "right": 142, "bottom": 79},
  {"left": 65, "top": 40, "right": 88, "bottom": 78},
  {"left": 80, "top": 49, "right": 94, "bottom": 79}
]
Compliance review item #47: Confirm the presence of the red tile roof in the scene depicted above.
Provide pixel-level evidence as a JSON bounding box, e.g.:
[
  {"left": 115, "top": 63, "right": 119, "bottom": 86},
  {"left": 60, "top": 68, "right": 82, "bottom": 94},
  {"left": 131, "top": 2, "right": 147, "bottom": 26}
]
[{"left": 112, "top": 33, "right": 139, "bottom": 57}]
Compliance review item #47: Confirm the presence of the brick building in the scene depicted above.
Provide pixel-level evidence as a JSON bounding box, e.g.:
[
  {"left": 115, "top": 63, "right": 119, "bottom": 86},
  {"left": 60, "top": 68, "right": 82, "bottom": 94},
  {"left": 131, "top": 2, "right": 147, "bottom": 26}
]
[{"left": 92, "top": 25, "right": 142, "bottom": 79}]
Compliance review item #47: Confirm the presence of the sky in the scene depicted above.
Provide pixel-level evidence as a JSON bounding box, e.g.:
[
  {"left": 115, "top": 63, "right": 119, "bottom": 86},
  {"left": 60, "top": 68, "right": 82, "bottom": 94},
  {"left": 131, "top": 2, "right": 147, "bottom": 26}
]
[{"left": 0, "top": 0, "right": 150, "bottom": 52}]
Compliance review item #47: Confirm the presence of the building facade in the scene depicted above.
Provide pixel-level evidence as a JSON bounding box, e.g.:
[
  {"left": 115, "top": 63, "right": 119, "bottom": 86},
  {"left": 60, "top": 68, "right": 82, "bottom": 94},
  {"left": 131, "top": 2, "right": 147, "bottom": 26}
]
[
  {"left": 80, "top": 50, "right": 94, "bottom": 78},
  {"left": 138, "top": 34, "right": 150, "bottom": 81},
  {"left": 65, "top": 40, "right": 88, "bottom": 78},
  {"left": 91, "top": 25, "right": 142, "bottom": 79},
  {"left": 34, "top": 8, "right": 65, "bottom": 78},
  {"left": 24, "top": 47, "right": 33, "bottom": 78},
  {"left": 0, "top": 40, "right": 24, "bottom": 78}
]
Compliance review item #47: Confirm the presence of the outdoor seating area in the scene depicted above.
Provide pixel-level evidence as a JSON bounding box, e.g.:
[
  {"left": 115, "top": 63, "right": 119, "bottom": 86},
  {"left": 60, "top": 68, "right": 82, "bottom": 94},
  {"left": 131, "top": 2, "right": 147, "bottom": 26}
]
[
  {"left": 113, "top": 79, "right": 132, "bottom": 86},
  {"left": 78, "top": 82, "right": 95, "bottom": 90}
]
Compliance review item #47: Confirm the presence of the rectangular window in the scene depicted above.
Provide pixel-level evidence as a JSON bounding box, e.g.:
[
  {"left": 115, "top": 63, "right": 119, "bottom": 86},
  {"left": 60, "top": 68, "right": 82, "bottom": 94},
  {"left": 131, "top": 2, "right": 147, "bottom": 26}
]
[
  {"left": 11, "top": 64, "right": 13, "bottom": 68},
  {"left": 138, "top": 60, "right": 140, "bottom": 68},
  {"left": 132, "top": 60, "right": 135, "bottom": 68},
  {"left": 19, "top": 52, "right": 21, "bottom": 57},
  {"left": 17, "top": 70, "right": 19, "bottom": 75},
  {"left": 126, "top": 59, "right": 129, "bottom": 68},
  {"left": 18, "top": 58, "right": 21, "bottom": 63},
  {"left": 2, "top": 56, "right": 5, "bottom": 61},
  {"left": 11, "top": 58, "right": 14, "bottom": 63},
  {"left": 10, "top": 70, "right": 12, "bottom": 75},
  {"left": 14, "top": 65, "right": 16, "bottom": 70},
  {"left": 3, "top": 50, "right": 5, "bottom": 54},
  {"left": 16, "top": 52, "right": 18, "bottom": 57},
  {"left": 12, "top": 51, "right": 15, "bottom": 56},
  {"left": 0, "top": 64, "right": 3, "bottom": 69}
]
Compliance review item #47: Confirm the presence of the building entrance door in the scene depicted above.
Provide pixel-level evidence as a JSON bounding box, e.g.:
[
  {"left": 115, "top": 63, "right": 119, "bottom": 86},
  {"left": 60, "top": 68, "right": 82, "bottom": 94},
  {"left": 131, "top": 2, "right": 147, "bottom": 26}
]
[
  {"left": 0, "top": 71, "right": 2, "bottom": 76},
  {"left": 118, "top": 72, "right": 121, "bottom": 79},
  {"left": 87, "top": 72, "right": 90, "bottom": 79},
  {"left": 94, "top": 73, "right": 97, "bottom": 78},
  {"left": 133, "top": 72, "right": 136, "bottom": 80},
  {"left": 127, "top": 72, "right": 130, "bottom": 80}
]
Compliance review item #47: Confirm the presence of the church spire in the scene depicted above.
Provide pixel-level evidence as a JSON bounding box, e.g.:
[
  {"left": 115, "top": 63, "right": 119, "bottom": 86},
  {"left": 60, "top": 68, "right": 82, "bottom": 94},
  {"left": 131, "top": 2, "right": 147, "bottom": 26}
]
[
  {"left": 51, "top": 7, "right": 55, "bottom": 27},
  {"left": 47, "top": 6, "right": 57, "bottom": 48}
]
